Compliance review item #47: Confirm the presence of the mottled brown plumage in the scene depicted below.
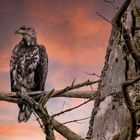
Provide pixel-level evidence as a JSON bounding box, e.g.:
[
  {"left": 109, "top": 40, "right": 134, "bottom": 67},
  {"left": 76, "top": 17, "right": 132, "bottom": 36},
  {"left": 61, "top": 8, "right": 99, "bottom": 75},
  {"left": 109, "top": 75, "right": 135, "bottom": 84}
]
[{"left": 10, "top": 25, "right": 48, "bottom": 122}]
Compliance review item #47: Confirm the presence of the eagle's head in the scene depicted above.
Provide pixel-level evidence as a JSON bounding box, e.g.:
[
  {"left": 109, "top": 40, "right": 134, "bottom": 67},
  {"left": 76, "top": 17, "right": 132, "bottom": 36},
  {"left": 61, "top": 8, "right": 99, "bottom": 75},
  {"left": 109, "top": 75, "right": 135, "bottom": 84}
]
[{"left": 15, "top": 25, "right": 36, "bottom": 46}]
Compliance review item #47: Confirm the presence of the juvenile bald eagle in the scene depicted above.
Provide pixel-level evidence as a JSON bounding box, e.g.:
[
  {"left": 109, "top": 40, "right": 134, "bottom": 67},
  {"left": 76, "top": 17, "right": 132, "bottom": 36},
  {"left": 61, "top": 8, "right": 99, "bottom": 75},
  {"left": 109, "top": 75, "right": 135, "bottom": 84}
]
[{"left": 10, "top": 25, "right": 48, "bottom": 122}]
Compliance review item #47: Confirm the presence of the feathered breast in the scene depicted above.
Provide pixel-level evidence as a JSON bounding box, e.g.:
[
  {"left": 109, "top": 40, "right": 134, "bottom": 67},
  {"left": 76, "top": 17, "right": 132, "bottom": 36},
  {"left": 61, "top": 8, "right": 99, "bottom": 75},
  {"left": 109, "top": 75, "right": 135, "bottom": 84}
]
[{"left": 10, "top": 43, "right": 48, "bottom": 91}]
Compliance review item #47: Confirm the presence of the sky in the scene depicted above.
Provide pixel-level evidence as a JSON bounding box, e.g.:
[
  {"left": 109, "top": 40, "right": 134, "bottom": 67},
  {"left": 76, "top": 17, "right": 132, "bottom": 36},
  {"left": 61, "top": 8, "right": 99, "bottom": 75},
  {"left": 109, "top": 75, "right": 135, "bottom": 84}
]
[{"left": 0, "top": 0, "right": 138, "bottom": 140}]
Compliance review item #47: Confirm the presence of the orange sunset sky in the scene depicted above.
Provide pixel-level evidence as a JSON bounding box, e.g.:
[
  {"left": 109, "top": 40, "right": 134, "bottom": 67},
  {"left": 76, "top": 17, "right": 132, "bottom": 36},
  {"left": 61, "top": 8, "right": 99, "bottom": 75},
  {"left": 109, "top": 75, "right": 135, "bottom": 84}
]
[{"left": 1, "top": 0, "right": 139, "bottom": 140}]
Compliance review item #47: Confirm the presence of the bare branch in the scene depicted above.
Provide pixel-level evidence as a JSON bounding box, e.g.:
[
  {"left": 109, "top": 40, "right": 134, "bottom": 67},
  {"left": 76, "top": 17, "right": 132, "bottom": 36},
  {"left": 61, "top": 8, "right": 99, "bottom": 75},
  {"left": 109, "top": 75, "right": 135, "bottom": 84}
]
[
  {"left": 52, "top": 79, "right": 101, "bottom": 97},
  {"left": 39, "top": 89, "right": 55, "bottom": 107},
  {"left": 123, "top": 75, "right": 140, "bottom": 87},
  {"left": 113, "top": 0, "right": 131, "bottom": 24},
  {"left": 52, "top": 119, "right": 84, "bottom": 140},
  {"left": 84, "top": 71, "right": 101, "bottom": 78},
  {"left": 121, "top": 23, "right": 140, "bottom": 63},
  {"left": 52, "top": 97, "right": 94, "bottom": 117},
  {"left": 0, "top": 90, "right": 97, "bottom": 105},
  {"left": 61, "top": 101, "right": 66, "bottom": 111},
  {"left": 113, "top": 0, "right": 140, "bottom": 65},
  {"left": 71, "top": 78, "right": 76, "bottom": 87},
  {"left": 33, "top": 112, "right": 45, "bottom": 132},
  {"left": 113, "top": 2, "right": 140, "bottom": 63},
  {"left": 96, "top": 12, "right": 112, "bottom": 24},
  {"left": 56, "top": 117, "right": 90, "bottom": 126},
  {"left": 58, "top": 90, "right": 97, "bottom": 99}
]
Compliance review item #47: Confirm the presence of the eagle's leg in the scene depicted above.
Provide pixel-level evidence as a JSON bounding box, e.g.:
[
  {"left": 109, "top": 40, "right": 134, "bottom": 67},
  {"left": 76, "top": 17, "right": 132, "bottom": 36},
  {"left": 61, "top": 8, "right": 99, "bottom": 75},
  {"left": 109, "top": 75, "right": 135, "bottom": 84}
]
[
  {"left": 18, "top": 87, "right": 32, "bottom": 123},
  {"left": 18, "top": 87, "right": 27, "bottom": 111}
]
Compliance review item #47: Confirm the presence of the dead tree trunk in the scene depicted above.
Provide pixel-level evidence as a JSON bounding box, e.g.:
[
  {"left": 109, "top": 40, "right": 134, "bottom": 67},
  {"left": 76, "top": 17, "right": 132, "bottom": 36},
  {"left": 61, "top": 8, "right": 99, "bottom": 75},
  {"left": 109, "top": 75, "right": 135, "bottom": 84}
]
[{"left": 87, "top": 0, "right": 140, "bottom": 140}]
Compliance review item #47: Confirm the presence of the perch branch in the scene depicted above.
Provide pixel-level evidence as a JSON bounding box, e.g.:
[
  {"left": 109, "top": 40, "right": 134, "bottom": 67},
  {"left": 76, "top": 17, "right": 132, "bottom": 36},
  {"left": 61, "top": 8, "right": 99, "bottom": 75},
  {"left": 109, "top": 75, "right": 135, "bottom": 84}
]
[
  {"left": 33, "top": 90, "right": 97, "bottom": 99},
  {"left": 0, "top": 90, "right": 97, "bottom": 104},
  {"left": 52, "top": 79, "right": 101, "bottom": 97},
  {"left": 0, "top": 79, "right": 100, "bottom": 103}
]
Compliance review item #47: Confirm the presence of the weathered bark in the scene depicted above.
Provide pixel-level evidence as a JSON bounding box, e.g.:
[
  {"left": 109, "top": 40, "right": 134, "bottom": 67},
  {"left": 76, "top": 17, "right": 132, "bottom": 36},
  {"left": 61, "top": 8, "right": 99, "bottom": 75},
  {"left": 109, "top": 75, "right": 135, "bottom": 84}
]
[
  {"left": 87, "top": 0, "right": 140, "bottom": 139},
  {"left": 87, "top": 24, "right": 130, "bottom": 140}
]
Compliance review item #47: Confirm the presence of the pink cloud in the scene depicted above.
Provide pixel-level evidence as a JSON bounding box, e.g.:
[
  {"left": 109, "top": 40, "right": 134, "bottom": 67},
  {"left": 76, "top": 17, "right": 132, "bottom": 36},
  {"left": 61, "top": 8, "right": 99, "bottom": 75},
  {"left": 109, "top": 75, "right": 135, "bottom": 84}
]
[{"left": 0, "top": 122, "right": 45, "bottom": 140}]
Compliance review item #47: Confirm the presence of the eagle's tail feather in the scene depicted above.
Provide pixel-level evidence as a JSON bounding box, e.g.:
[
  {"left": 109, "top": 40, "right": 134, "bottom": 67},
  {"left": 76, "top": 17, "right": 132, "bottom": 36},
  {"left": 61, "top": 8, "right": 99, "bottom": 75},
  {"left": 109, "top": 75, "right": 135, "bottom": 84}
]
[{"left": 18, "top": 106, "right": 32, "bottom": 123}]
